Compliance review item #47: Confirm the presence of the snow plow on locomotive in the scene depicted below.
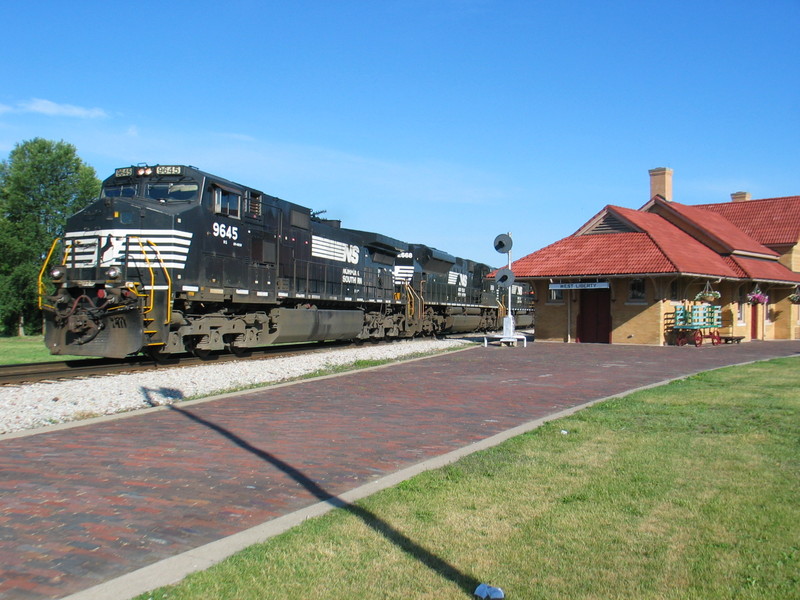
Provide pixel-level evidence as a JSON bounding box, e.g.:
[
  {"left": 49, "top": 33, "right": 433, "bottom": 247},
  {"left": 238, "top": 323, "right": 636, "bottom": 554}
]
[{"left": 39, "top": 165, "right": 534, "bottom": 358}]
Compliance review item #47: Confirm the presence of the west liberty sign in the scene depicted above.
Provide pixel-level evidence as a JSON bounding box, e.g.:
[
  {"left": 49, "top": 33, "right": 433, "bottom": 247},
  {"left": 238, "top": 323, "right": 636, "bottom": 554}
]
[{"left": 548, "top": 282, "right": 610, "bottom": 290}]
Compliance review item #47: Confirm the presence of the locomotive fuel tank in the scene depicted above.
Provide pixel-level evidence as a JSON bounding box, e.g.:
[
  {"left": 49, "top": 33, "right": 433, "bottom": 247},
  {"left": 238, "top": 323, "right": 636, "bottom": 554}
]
[{"left": 265, "top": 307, "right": 364, "bottom": 344}]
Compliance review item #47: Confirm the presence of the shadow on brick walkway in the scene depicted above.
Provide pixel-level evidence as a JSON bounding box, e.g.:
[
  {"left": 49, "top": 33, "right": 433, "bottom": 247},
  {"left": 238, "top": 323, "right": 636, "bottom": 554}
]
[{"left": 1, "top": 340, "right": 798, "bottom": 599}]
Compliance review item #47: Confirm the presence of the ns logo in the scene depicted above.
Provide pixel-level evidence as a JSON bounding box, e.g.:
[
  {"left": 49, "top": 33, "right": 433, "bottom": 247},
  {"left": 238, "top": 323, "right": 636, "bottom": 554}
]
[{"left": 345, "top": 244, "right": 360, "bottom": 265}]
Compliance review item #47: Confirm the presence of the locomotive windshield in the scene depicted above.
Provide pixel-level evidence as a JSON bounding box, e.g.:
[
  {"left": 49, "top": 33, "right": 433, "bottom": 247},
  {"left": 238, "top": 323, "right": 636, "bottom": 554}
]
[
  {"left": 100, "top": 181, "right": 200, "bottom": 203},
  {"left": 145, "top": 182, "right": 199, "bottom": 202},
  {"left": 102, "top": 184, "right": 137, "bottom": 198}
]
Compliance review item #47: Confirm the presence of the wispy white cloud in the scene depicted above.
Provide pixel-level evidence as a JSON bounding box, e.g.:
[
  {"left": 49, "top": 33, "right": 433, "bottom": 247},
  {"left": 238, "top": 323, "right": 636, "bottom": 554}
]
[
  {"left": 217, "top": 132, "right": 257, "bottom": 143},
  {"left": 16, "top": 98, "right": 108, "bottom": 119},
  {"left": 0, "top": 104, "right": 12, "bottom": 115}
]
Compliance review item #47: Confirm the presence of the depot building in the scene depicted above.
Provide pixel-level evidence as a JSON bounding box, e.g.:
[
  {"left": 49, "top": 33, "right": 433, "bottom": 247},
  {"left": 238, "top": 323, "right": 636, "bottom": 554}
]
[{"left": 511, "top": 168, "right": 800, "bottom": 345}]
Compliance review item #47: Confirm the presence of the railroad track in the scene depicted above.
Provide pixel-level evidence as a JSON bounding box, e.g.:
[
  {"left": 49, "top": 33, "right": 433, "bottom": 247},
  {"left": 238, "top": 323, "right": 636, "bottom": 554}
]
[
  {"left": 0, "top": 340, "right": 357, "bottom": 386},
  {"left": 0, "top": 357, "right": 150, "bottom": 386}
]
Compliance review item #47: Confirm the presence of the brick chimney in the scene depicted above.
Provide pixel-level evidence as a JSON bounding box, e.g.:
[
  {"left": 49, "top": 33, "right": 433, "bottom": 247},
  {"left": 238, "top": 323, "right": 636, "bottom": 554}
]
[
  {"left": 649, "top": 167, "right": 673, "bottom": 202},
  {"left": 731, "top": 191, "right": 751, "bottom": 202}
]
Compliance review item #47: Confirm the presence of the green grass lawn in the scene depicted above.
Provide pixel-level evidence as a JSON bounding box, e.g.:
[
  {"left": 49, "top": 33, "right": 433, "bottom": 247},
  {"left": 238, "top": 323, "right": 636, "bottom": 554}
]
[
  {"left": 0, "top": 335, "right": 87, "bottom": 365},
  {"left": 0, "top": 335, "right": 90, "bottom": 364},
  {"left": 137, "top": 357, "right": 800, "bottom": 600}
]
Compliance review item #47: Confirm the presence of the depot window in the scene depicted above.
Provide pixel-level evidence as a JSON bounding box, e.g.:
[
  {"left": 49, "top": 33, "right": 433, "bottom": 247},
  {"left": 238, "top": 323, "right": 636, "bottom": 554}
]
[
  {"left": 214, "top": 187, "right": 241, "bottom": 219},
  {"left": 628, "top": 278, "right": 646, "bottom": 302}
]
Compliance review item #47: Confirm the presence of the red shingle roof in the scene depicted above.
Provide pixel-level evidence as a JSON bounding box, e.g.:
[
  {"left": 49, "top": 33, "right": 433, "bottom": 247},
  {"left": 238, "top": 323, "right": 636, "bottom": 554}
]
[
  {"left": 725, "top": 255, "right": 800, "bottom": 284},
  {"left": 694, "top": 196, "right": 800, "bottom": 246},
  {"left": 511, "top": 231, "right": 674, "bottom": 277},
  {"left": 611, "top": 206, "right": 741, "bottom": 276},
  {"left": 655, "top": 201, "right": 779, "bottom": 257},
  {"left": 512, "top": 200, "right": 800, "bottom": 284}
]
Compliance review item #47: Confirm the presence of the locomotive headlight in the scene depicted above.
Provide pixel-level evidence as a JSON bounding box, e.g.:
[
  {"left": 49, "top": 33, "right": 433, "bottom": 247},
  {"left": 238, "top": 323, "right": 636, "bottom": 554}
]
[
  {"left": 105, "top": 266, "right": 122, "bottom": 280},
  {"left": 49, "top": 266, "right": 66, "bottom": 282},
  {"left": 136, "top": 167, "right": 153, "bottom": 176}
]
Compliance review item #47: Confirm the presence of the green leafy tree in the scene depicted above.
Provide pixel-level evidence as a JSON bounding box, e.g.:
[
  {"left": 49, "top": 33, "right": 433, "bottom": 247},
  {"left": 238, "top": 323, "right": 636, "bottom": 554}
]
[{"left": 0, "top": 138, "right": 100, "bottom": 335}]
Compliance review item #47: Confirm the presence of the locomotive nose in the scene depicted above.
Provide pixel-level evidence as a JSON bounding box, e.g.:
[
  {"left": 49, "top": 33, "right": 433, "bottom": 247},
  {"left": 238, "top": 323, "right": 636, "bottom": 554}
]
[{"left": 100, "top": 199, "right": 137, "bottom": 225}]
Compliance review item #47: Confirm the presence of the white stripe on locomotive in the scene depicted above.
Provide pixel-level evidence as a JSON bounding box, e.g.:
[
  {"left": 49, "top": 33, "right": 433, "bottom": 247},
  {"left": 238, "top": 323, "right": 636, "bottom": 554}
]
[
  {"left": 311, "top": 235, "right": 359, "bottom": 264},
  {"left": 63, "top": 229, "right": 193, "bottom": 270}
]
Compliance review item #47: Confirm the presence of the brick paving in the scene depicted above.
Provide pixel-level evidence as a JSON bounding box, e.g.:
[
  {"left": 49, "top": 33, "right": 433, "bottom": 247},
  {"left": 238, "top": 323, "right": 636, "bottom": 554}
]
[{"left": 1, "top": 340, "right": 798, "bottom": 600}]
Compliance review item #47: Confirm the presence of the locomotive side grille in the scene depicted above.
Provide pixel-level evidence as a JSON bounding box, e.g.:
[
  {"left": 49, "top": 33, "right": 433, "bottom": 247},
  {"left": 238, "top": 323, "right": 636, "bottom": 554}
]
[{"left": 247, "top": 192, "right": 262, "bottom": 217}]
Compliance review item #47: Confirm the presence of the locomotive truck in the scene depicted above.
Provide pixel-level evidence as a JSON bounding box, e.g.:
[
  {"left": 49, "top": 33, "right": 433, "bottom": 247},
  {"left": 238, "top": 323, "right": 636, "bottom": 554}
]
[{"left": 39, "top": 165, "right": 534, "bottom": 359}]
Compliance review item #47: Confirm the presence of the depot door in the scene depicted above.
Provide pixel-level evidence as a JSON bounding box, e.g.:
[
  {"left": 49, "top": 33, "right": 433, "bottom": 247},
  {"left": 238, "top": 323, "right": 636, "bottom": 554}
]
[{"left": 577, "top": 289, "right": 612, "bottom": 343}]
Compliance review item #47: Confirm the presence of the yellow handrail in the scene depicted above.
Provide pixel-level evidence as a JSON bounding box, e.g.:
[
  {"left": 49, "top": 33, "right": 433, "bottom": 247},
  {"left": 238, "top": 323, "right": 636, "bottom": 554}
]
[
  {"left": 128, "top": 236, "right": 172, "bottom": 325},
  {"left": 62, "top": 239, "right": 74, "bottom": 266},
  {"left": 37, "top": 238, "right": 62, "bottom": 310},
  {"left": 405, "top": 283, "right": 424, "bottom": 321},
  {"left": 38, "top": 235, "right": 172, "bottom": 328},
  {"left": 144, "top": 239, "right": 173, "bottom": 325},
  {"left": 130, "top": 237, "right": 156, "bottom": 314},
  {"left": 405, "top": 283, "right": 414, "bottom": 319}
]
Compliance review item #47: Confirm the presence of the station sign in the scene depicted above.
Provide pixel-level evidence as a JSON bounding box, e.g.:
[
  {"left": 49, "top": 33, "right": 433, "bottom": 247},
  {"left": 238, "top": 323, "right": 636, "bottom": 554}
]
[{"left": 548, "top": 282, "right": 610, "bottom": 290}]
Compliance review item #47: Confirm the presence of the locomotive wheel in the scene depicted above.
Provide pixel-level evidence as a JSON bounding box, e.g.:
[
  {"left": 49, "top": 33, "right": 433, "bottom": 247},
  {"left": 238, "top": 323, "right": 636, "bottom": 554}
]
[
  {"left": 693, "top": 330, "right": 703, "bottom": 347},
  {"left": 192, "top": 347, "right": 212, "bottom": 359},
  {"left": 227, "top": 343, "right": 251, "bottom": 357},
  {"left": 144, "top": 346, "right": 173, "bottom": 363}
]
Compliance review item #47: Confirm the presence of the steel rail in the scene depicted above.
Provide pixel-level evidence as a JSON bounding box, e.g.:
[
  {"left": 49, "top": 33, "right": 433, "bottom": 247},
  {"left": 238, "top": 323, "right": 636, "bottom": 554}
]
[{"left": 0, "top": 340, "right": 358, "bottom": 386}]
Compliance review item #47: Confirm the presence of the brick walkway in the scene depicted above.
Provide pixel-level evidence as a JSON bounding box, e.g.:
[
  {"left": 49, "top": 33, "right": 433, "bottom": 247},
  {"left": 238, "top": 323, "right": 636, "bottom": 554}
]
[{"left": 1, "top": 341, "right": 798, "bottom": 599}]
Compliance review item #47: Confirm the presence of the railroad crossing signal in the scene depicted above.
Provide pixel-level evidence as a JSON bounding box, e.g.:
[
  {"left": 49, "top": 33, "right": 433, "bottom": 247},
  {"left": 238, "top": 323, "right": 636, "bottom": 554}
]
[
  {"left": 495, "top": 267, "right": 515, "bottom": 288},
  {"left": 493, "top": 233, "right": 513, "bottom": 254}
]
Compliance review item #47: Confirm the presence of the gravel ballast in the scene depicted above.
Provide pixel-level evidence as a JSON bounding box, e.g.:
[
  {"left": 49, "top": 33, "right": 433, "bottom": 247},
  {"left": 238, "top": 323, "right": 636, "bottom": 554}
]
[{"left": 0, "top": 339, "right": 471, "bottom": 435}]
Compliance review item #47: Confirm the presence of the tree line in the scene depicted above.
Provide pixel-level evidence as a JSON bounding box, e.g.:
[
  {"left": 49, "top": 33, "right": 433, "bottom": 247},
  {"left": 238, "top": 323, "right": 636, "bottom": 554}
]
[{"left": 0, "top": 138, "right": 100, "bottom": 336}]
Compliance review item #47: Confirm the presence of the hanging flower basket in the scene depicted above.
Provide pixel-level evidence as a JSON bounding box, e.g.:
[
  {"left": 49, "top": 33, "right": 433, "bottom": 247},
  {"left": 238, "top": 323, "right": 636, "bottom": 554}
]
[
  {"left": 789, "top": 293, "right": 800, "bottom": 304},
  {"left": 695, "top": 281, "right": 720, "bottom": 302},
  {"left": 694, "top": 290, "right": 721, "bottom": 302},
  {"left": 747, "top": 292, "right": 769, "bottom": 305}
]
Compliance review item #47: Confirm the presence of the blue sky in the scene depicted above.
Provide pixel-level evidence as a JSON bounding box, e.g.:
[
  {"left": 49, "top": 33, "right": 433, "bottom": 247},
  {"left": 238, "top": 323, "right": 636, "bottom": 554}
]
[{"left": 1, "top": 0, "right": 798, "bottom": 267}]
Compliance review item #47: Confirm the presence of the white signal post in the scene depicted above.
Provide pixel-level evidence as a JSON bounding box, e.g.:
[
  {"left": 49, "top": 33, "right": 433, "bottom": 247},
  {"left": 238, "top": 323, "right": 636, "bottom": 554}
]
[
  {"left": 490, "top": 233, "right": 525, "bottom": 346},
  {"left": 502, "top": 233, "right": 515, "bottom": 340}
]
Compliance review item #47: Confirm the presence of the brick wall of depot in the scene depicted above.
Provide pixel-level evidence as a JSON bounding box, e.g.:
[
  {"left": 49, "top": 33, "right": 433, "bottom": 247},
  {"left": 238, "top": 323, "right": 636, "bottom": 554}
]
[
  {"left": 527, "top": 277, "right": 799, "bottom": 345},
  {"left": 533, "top": 297, "right": 572, "bottom": 343},
  {"left": 612, "top": 304, "right": 663, "bottom": 346}
]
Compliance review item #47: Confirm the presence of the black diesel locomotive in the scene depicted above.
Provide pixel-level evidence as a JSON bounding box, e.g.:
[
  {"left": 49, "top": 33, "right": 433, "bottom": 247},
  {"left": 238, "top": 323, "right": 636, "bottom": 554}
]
[{"left": 40, "top": 165, "right": 534, "bottom": 358}]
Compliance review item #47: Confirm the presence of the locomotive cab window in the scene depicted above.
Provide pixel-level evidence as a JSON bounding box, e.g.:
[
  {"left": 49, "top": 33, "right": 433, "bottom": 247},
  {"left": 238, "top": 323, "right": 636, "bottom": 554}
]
[{"left": 214, "top": 187, "right": 241, "bottom": 219}]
